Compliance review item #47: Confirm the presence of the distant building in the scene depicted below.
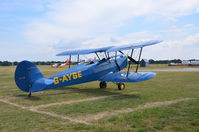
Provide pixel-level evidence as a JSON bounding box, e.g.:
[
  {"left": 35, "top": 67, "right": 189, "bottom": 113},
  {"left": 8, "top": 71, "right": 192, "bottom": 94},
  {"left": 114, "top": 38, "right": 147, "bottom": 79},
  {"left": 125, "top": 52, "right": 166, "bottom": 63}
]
[
  {"left": 189, "top": 61, "right": 199, "bottom": 66},
  {"left": 181, "top": 60, "right": 190, "bottom": 65},
  {"left": 140, "top": 59, "right": 149, "bottom": 67},
  {"left": 169, "top": 60, "right": 199, "bottom": 66}
]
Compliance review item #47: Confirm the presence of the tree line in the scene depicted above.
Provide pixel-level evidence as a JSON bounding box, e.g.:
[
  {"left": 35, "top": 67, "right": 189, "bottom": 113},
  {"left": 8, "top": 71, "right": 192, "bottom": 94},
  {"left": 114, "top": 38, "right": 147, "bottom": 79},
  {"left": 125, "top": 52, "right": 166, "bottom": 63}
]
[
  {"left": 0, "top": 59, "right": 197, "bottom": 66},
  {"left": 0, "top": 61, "right": 65, "bottom": 66},
  {"left": 148, "top": 59, "right": 182, "bottom": 64}
]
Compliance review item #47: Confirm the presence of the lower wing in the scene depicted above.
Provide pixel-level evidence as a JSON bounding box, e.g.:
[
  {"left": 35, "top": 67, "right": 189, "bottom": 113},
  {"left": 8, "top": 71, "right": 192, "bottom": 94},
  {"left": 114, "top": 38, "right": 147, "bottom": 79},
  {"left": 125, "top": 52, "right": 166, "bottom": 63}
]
[{"left": 99, "top": 72, "right": 156, "bottom": 83}]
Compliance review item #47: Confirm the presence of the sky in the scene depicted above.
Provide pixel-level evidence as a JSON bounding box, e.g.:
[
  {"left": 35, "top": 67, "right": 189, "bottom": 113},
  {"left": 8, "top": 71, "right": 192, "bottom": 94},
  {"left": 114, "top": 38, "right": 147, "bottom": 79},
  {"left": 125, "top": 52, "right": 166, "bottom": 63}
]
[{"left": 0, "top": 0, "right": 199, "bottom": 61}]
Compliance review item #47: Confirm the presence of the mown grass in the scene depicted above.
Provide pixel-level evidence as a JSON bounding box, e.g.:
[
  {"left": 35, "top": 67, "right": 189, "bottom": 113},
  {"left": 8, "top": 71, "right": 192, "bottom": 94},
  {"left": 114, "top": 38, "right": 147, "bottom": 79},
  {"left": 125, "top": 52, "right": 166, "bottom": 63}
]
[
  {"left": 9, "top": 87, "right": 118, "bottom": 106},
  {"left": 41, "top": 72, "right": 199, "bottom": 118},
  {"left": 0, "top": 65, "right": 199, "bottom": 132},
  {"left": 0, "top": 102, "right": 76, "bottom": 132},
  {"left": 92, "top": 99, "right": 199, "bottom": 132}
]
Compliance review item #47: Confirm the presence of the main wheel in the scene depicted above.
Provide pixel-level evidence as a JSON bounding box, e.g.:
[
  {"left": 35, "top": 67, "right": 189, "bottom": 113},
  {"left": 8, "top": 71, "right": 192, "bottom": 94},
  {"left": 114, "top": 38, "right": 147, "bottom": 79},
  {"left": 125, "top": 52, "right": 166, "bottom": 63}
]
[
  {"left": 99, "top": 81, "right": 107, "bottom": 88},
  {"left": 118, "top": 83, "right": 125, "bottom": 90}
]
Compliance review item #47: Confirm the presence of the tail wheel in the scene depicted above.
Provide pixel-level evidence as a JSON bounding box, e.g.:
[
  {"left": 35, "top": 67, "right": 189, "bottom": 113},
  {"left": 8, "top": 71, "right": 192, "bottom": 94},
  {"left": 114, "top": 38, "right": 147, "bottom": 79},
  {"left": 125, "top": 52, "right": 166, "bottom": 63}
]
[
  {"left": 118, "top": 83, "right": 125, "bottom": 90},
  {"left": 28, "top": 92, "right": 31, "bottom": 97},
  {"left": 99, "top": 81, "right": 107, "bottom": 88}
]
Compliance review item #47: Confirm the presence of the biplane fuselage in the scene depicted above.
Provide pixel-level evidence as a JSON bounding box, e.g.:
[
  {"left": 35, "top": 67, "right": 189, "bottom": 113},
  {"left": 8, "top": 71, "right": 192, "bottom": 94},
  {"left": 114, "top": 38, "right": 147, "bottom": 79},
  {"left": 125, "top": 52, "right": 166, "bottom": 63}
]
[
  {"left": 15, "top": 40, "right": 162, "bottom": 96},
  {"left": 47, "top": 55, "right": 127, "bottom": 90}
]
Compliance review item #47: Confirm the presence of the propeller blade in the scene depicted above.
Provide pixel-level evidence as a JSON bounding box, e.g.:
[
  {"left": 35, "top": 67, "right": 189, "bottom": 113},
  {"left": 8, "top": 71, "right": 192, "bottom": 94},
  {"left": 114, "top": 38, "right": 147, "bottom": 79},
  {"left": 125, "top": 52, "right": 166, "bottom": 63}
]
[
  {"left": 119, "top": 51, "right": 124, "bottom": 54},
  {"left": 127, "top": 56, "right": 138, "bottom": 64},
  {"left": 119, "top": 50, "right": 138, "bottom": 64}
]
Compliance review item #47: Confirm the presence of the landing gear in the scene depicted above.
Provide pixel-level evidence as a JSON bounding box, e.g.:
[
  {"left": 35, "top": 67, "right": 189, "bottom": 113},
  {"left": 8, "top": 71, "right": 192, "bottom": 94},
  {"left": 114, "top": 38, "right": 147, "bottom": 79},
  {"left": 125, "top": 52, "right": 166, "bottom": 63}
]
[
  {"left": 99, "top": 81, "right": 107, "bottom": 88},
  {"left": 99, "top": 81, "right": 125, "bottom": 90},
  {"left": 28, "top": 92, "right": 31, "bottom": 97},
  {"left": 118, "top": 83, "right": 125, "bottom": 90}
]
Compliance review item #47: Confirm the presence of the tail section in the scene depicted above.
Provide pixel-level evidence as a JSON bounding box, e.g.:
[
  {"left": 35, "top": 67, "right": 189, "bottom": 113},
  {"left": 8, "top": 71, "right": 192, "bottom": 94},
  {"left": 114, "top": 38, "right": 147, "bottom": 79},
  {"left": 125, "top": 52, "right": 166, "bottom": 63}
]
[{"left": 15, "top": 61, "right": 53, "bottom": 93}]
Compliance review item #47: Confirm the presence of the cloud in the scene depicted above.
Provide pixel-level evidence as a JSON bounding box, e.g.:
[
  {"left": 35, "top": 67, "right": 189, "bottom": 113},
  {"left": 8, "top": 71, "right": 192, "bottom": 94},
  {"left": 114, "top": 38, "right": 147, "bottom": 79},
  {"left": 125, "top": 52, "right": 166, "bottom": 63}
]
[
  {"left": 23, "top": 0, "right": 199, "bottom": 47},
  {"left": 142, "top": 33, "right": 199, "bottom": 60}
]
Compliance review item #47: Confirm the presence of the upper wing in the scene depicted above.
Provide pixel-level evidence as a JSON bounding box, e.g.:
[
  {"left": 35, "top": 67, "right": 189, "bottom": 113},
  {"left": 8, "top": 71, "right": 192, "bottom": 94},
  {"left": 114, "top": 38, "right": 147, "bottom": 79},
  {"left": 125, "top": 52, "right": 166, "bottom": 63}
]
[
  {"left": 56, "top": 46, "right": 113, "bottom": 56},
  {"left": 107, "top": 40, "right": 162, "bottom": 52},
  {"left": 56, "top": 40, "right": 162, "bottom": 56}
]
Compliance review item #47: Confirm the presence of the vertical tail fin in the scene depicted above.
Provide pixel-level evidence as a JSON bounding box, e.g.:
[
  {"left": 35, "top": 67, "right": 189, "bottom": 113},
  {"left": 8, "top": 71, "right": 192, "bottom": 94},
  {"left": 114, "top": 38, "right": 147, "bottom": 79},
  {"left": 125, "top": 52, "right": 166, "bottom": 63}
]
[{"left": 15, "top": 61, "right": 45, "bottom": 92}]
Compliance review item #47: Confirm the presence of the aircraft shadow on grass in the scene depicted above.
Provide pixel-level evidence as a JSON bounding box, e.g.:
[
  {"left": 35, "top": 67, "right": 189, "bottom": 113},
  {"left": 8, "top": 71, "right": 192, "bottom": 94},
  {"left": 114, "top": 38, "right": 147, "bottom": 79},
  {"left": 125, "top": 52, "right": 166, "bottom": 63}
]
[{"left": 15, "top": 86, "right": 140, "bottom": 101}]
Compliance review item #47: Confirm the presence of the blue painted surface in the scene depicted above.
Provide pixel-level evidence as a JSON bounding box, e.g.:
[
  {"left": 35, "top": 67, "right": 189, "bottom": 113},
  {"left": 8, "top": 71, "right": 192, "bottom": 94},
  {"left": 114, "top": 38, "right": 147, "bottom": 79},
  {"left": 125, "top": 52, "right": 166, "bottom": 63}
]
[
  {"left": 15, "top": 60, "right": 44, "bottom": 92},
  {"left": 56, "top": 46, "right": 113, "bottom": 56},
  {"left": 100, "top": 72, "right": 156, "bottom": 82},
  {"left": 43, "top": 55, "right": 128, "bottom": 92},
  {"left": 15, "top": 55, "right": 157, "bottom": 93},
  {"left": 56, "top": 40, "right": 162, "bottom": 56},
  {"left": 107, "top": 40, "right": 162, "bottom": 52}
]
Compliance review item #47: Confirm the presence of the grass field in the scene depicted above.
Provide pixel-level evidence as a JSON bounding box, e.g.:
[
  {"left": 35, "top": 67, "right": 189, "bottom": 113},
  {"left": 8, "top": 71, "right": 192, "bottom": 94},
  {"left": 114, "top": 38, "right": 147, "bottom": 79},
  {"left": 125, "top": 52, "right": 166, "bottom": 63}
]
[{"left": 0, "top": 65, "right": 199, "bottom": 132}]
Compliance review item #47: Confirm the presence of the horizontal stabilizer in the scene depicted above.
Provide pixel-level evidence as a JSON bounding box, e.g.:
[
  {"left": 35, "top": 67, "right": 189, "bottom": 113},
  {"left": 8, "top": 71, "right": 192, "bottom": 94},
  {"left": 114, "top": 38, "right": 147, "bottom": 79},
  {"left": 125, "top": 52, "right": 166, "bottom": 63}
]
[
  {"left": 30, "top": 78, "right": 54, "bottom": 92},
  {"left": 99, "top": 72, "right": 157, "bottom": 83}
]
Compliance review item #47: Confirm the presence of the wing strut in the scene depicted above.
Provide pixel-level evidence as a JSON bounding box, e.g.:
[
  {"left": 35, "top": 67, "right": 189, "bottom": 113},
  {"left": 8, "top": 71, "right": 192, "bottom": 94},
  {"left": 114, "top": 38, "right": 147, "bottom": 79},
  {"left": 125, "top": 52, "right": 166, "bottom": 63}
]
[
  {"left": 77, "top": 55, "right": 79, "bottom": 63},
  {"left": 119, "top": 50, "right": 139, "bottom": 76},
  {"left": 107, "top": 52, "right": 109, "bottom": 58},
  {"left": 115, "top": 51, "right": 121, "bottom": 71},
  {"left": 95, "top": 52, "right": 100, "bottom": 60},
  {"left": 136, "top": 48, "right": 143, "bottom": 72},
  {"left": 107, "top": 52, "right": 111, "bottom": 63},
  {"left": 104, "top": 52, "right": 108, "bottom": 59},
  {"left": 69, "top": 55, "right": 71, "bottom": 68},
  {"left": 126, "top": 49, "right": 134, "bottom": 77}
]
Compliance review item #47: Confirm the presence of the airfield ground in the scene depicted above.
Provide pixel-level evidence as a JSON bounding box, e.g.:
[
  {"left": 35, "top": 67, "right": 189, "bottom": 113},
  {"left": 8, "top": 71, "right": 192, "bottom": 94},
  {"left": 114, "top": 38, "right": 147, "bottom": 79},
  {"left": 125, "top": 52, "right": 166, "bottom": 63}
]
[{"left": 0, "top": 64, "right": 199, "bottom": 132}]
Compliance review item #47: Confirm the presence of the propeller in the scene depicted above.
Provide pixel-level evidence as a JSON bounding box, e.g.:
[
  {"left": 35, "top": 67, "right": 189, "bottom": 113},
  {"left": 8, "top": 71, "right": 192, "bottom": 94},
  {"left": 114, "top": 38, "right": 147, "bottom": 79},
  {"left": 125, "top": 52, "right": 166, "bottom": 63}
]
[
  {"left": 127, "top": 56, "right": 138, "bottom": 64},
  {"left": 119, "top": 51, "right": 138, "bottom": 64}
]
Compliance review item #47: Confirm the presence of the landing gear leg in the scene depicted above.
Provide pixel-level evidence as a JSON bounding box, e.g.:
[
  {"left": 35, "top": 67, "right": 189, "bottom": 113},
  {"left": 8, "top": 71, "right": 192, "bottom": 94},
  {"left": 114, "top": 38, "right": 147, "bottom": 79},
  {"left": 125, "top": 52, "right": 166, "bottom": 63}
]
[
  {"left": 99, "top": 81, "right": 107, "bottom": 88},
  {"left": 28, "top": 92, "right": 31, "bottom": 97},
  {"left": 118, "top": 83, "right": 125, "bottom": 90}
]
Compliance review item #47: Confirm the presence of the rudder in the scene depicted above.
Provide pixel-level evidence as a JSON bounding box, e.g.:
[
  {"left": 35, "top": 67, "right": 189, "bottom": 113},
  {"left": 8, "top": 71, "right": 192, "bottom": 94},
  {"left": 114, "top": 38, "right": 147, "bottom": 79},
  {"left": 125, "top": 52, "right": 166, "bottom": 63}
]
[{"left": 15, "top": 61, "right": 44, "bottom": 92}]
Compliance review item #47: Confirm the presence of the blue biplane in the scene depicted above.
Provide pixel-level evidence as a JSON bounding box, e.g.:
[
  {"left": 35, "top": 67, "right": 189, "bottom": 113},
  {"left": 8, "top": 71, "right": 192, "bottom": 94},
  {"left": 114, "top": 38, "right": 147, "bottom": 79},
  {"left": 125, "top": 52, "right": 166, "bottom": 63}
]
[{"left": 15, "top": 40, "right": 162, "bottom": 97}]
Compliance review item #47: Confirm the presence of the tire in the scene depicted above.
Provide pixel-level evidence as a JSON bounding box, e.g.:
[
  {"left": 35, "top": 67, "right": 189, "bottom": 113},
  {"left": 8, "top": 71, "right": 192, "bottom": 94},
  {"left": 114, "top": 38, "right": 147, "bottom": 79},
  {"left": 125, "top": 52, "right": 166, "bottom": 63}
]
[
  {"left": 118, "top": 83, "right": 125, "bottom": 90},
  {"left": 99, "top": 81, "right": 107, "bottom": 88}
]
